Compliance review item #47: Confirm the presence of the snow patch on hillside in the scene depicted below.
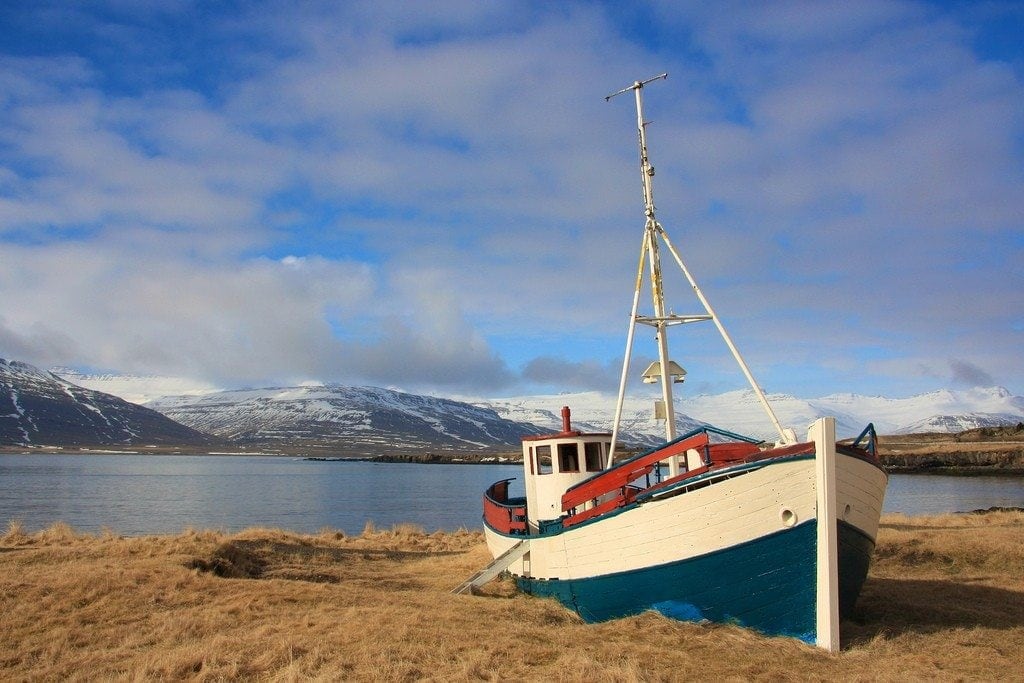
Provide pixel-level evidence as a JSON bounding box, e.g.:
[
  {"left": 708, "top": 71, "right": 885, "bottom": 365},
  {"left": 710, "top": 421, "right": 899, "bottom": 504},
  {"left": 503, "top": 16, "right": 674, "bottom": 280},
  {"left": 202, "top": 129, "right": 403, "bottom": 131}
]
[
  {"left": 480, "top": 386, "right": 1024, "bottom": 440},
  {"left": 146, "top": 384, "right": 546, "bottom": 450},
  {"left": 48, "top": 365, "right": 1024, "bottom": 442},
  {"left": 50, "top": 368, "right": 220, "bottom": 405}
]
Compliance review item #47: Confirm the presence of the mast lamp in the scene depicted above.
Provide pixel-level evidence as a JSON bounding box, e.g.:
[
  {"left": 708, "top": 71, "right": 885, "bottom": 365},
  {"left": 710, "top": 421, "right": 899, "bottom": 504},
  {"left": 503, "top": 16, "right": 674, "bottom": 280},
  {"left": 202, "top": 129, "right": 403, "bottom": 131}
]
[{"left": 641, "top": 360, "right": 687, "bottom": 384}]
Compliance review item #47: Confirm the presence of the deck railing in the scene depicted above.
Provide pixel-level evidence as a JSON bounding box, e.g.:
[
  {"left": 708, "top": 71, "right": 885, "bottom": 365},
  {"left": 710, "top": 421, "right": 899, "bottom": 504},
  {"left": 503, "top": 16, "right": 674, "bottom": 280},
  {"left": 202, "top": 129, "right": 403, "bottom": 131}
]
[
  {"left": 483, "top": 479, "right": 528, "bottom": 535},
  {"left": 559, "top": 427, "right": 765, "bottom": 528}
]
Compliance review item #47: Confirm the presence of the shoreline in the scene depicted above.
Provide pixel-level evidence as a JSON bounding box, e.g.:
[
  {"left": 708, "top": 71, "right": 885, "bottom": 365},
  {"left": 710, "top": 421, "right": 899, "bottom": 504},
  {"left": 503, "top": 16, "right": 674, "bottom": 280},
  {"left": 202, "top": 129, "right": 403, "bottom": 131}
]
[
  {"left": 5, "top": 448, "right": 1024, "bottom": 476},
  {"left": 882, "top": 464, "right": 1024, "bottom": 476},
  {"left": 6, "top": 427, "right": 1024, "bottom": 476}
]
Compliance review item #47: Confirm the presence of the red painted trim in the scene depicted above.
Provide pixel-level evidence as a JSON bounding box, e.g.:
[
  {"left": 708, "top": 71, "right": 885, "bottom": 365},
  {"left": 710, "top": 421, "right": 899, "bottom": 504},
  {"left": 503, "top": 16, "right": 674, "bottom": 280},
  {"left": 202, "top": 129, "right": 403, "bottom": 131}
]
[
  {"left": 706, "top": 442, "right": 761, "bottom": 463},
  {"left": 640, "top": 464, "right": 711, "bottom": 496},
  {"left": 523, "top": 405, "right": 613, "bottom": 442},
  {"left": 554, "top": 436, "right": 873, "bottom": 530},
  {"left": 564, "top": 496, "right": 624, "bottom": 526},
  {"left": 559, "top": 437, "right": 824, "bottom": 528},
  {"left": 744, "top": 441, "right": 815, "bottom": 462},
  {"left": 523, "top": 431, "right": 612, "bottom": 442},
  {"left": 561, "top": 432, "right": 711, "bottom": 512},
  {"left": 483, "top": 480, "right": 527, "bottom": 534},
  {"left": 483, "top": 495, "right": 526, "bottom": 533}
]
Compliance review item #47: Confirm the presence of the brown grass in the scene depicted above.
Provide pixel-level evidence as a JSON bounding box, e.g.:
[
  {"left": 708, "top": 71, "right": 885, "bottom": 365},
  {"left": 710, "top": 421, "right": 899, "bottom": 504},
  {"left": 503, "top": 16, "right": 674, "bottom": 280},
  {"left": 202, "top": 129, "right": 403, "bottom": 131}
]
[{"left": 2, "top": 512, "right": 1022, "bottom": 681}]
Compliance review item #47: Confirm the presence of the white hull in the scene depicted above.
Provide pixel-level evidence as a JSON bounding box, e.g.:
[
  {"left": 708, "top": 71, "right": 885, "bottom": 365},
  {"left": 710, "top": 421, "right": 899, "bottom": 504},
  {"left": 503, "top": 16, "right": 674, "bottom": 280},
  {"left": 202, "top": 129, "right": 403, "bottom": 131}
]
[{"left": 485, "top": 450, "right": 886, "bottom": 582}]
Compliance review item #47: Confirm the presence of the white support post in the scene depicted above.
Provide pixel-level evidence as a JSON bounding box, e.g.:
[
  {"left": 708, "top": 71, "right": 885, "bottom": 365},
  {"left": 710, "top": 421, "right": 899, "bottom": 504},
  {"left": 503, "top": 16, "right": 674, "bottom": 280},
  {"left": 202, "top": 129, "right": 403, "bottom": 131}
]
[
  {"left": 658, "top": 227, "right": 792, "bottom": 444},
  {"left": 811, "top": 417, "right": 840, "bottom": 652},
  {"left": 608, "top": 230, "right": 652, "bottom": 469}
]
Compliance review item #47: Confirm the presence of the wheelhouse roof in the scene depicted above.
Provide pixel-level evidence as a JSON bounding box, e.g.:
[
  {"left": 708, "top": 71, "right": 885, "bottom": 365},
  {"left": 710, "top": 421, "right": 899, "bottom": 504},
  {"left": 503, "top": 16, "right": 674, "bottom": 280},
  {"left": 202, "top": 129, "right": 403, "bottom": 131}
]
[{"left": 523, "top": 430, "right": 612, "bottom": 442}]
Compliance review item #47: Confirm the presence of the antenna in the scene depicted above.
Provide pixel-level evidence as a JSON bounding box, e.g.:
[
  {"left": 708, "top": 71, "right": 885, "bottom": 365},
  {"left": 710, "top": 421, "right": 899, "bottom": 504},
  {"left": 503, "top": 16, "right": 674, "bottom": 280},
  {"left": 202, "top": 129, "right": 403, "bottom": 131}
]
[{"left": 605, "top": 73, "right": 668, "bottom": 102}]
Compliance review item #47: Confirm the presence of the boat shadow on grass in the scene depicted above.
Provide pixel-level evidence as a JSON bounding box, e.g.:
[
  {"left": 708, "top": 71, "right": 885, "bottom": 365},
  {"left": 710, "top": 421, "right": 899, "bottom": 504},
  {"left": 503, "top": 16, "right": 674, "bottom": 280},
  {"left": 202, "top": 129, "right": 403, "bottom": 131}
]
[{"left": 842, "top": 577, "right": 1024, "bottom": 647}]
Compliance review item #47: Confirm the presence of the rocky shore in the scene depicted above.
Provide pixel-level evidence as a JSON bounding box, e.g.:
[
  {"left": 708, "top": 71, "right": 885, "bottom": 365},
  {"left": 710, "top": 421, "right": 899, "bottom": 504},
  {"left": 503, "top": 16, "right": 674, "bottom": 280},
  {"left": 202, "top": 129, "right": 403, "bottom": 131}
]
[{"left": 876, "top": 425, "right": 1024, "bottom": 475}]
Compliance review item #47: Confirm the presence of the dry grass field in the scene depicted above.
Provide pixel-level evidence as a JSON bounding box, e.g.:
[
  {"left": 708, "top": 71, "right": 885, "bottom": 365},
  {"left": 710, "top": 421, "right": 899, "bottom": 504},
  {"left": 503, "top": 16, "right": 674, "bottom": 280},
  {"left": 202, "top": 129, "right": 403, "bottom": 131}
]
[{"left": 2, "top": 511, "right": 1022, "bottom": 681}]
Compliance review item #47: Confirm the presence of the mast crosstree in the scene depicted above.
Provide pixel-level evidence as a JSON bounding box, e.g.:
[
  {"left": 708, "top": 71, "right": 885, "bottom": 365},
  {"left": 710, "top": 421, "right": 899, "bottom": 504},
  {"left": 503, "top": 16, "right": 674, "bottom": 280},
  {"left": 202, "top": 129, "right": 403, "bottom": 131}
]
[{"left": 605, "top": 74, "right": 792, "bottom": 469}]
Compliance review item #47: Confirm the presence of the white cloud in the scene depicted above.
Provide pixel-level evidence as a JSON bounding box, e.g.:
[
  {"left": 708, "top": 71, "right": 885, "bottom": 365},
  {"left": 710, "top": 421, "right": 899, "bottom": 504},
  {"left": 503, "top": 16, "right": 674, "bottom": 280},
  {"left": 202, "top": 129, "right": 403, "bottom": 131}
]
[
  {"left": 0, "top": 244, "right": 375, "bottom": 383},
  {"left": 0, "top": 2, "right": 1021, "bottom": 397}
]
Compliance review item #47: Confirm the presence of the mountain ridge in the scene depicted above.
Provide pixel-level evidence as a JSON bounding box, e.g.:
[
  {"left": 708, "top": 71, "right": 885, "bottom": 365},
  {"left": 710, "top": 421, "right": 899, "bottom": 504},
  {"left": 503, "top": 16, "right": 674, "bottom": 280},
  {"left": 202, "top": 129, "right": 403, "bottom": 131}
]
[
  {"left": 49, "top": 366, "right": 1024, "bottom": 446},
  {"left": 1, "top": 360, "right": 217, "bottom": 448},
  {"left": 145, "top": 384, "right": 549, "bottom": 454}
]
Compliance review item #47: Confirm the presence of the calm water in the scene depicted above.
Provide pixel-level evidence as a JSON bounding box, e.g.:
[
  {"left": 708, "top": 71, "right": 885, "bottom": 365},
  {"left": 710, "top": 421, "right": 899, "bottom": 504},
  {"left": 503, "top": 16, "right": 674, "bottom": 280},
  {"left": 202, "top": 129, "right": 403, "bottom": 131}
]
[{"left": 1, "top": 453, "right": 1021, "bottom": 535}]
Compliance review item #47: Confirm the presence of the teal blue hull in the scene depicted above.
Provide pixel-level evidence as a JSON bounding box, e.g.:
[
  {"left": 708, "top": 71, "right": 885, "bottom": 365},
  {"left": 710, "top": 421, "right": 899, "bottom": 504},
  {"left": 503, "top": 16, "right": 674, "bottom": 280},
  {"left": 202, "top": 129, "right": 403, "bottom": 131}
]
[{"left": 515, "top": 519, "right": 875, "bottom": 642}]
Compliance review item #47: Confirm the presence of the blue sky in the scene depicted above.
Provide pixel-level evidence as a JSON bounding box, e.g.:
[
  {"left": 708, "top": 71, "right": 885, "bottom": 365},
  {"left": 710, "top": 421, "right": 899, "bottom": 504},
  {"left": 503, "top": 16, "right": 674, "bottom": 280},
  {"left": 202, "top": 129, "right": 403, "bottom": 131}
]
[{"left": 0, "top": 0, "right": 1021, "bottom": 399}]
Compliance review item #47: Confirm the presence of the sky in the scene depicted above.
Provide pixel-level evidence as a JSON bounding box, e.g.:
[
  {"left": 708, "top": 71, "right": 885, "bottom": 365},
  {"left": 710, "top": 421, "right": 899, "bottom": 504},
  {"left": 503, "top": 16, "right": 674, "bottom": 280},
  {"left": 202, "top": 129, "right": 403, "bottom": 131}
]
[{"left": 0, "top": 0, "right": 1022, "bottom": 401}]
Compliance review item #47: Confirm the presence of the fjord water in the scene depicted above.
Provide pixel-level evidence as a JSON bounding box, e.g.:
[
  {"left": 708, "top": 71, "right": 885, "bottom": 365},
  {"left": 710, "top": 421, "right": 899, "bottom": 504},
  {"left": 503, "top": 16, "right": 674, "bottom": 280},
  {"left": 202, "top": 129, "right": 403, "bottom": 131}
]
[
  {"left": 1, "top": 453, "right": 1021, "bottom": 535},
  {"left": 0, "top": 454, "right": 520, "bottom": 535}
]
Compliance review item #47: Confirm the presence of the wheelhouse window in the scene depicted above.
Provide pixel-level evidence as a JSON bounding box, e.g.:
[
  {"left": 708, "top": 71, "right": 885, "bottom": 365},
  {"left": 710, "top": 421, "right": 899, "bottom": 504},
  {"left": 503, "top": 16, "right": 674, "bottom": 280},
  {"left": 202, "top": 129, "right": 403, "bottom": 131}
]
[
  {"left": 584, "top": 441, "right": 604, "bottom": 472},
  {"left": 557, "top": 443, "right": 579, "bottom": 472},
  {"left": 535, "top": 445, "right": 552, "bottom": 474}
]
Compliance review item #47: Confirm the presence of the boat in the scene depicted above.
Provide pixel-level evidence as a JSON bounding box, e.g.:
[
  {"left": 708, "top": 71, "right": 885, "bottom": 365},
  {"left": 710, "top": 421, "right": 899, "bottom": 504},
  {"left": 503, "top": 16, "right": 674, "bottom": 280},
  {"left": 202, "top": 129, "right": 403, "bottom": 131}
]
[{"left": 458, "top": 74, "right": 888, "bottom": 651}]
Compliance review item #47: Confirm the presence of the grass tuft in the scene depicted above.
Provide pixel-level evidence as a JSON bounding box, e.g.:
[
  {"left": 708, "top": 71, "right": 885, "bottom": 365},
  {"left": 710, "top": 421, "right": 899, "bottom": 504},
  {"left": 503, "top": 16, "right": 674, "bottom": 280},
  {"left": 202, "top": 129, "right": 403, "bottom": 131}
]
[
  {"left": 37, "top": 521, "right": 79, "bottom": 543},
  {"left": 3, "top": 519, "right": 28, "bottom": 544}
]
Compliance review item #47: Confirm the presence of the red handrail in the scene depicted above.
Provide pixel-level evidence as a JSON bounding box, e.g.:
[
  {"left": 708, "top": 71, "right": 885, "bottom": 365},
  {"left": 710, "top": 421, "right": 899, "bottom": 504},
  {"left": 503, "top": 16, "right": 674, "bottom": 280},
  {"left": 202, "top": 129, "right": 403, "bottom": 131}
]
[
  {"left": 559, "top": 436, "right": 784, "bottom": 528},
  {"left": 561, "top": 431, "right": 712, "bottom": 513}
]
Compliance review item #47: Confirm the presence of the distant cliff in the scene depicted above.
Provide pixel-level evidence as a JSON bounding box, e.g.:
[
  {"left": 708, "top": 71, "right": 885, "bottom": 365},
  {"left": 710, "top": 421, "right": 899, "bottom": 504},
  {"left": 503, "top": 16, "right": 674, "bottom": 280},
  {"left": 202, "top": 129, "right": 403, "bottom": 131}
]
[{"left": 877, "top": 425, "right": 1024, "bottom": 474}]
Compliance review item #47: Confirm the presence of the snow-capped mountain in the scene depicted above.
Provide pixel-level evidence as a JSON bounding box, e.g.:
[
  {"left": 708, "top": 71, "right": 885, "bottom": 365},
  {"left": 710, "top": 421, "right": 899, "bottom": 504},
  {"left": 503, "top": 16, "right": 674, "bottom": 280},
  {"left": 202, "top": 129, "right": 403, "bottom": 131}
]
[
  {"left": 51, "top": 368, "right": 219, "bottom": 405},
  {"left": 0, "top": 359, "right": 216, "bottom": 447},
  {"left": 146, "top": 385, "right": 549, "bottom": 453},
  {"left": 477, "top": 391, "right": 706, "bottom": 447},
  {"left": 812, "top": 386, "right": 1024, "bottom": 435},
  {"left": 893, "top": 412, "right": 1024, "bottom": 434},
  {"left": 479, "top": 386, "right": 1024, "bottom": 441},
  {"left": 45, "top": 364, "right": 1024, "bottom": 447}
]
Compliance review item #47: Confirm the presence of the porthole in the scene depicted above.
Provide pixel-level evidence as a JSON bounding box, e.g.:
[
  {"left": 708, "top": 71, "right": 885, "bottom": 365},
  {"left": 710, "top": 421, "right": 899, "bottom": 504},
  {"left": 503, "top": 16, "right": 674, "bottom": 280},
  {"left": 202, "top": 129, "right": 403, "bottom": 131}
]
[{"left": 780, "top": 508, "right": 797, "bottom": 527}]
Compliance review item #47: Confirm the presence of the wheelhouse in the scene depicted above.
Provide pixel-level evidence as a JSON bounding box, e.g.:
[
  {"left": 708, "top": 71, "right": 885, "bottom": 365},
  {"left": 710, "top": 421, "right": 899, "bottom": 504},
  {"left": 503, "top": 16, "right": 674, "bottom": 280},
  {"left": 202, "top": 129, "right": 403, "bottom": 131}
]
[{"left": 520, "top": 407, "right": 612, "bottom": 529}]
